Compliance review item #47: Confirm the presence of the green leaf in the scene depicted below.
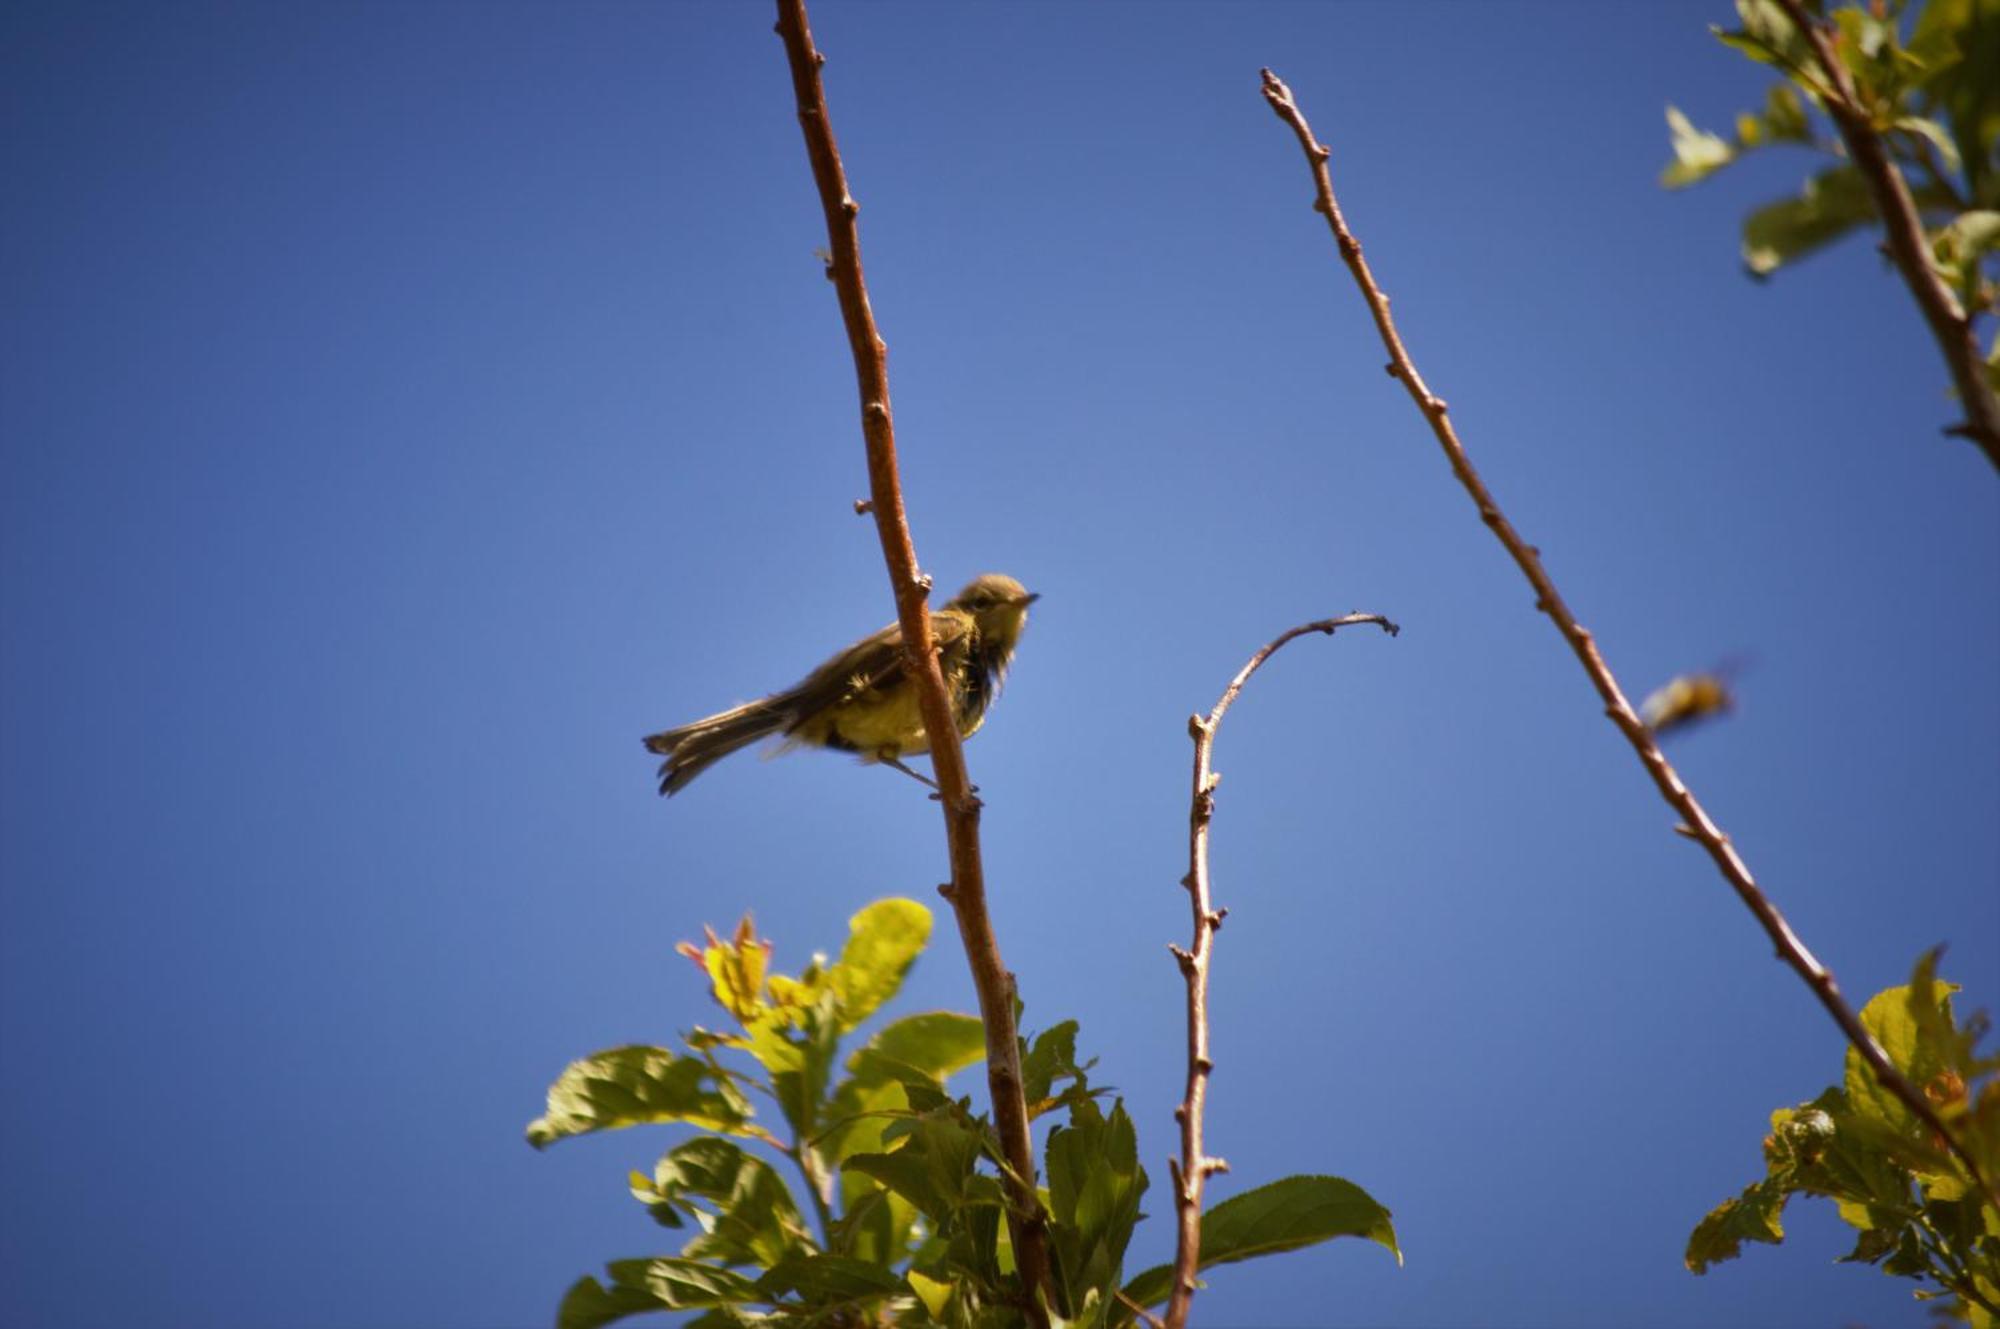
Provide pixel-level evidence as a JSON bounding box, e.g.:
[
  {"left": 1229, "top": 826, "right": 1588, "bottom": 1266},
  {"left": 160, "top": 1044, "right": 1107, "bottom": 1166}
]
[
  {"left": 553, "top": 1258, "right": 770, "bottom": 1327},
  {"left": 1715, "top": 1, "right": 1810, "bottom": 73},
  {"left": 1023, "top": 1021, "right": 1099, "bottom": 1119},
  {"left": 830, "top": 1178, "right": 918, "bottom": 1268},
  {"left": 1686, "top": 1176, "right": 1791, "bottom": 1273},
  {"left": 864, "top": 1011, "right": 988, "bottom": 1082},
  {"left": 827, "top": 899, "right": 932, "bottom": 1031},
  {"left": 1931, "top": 209, "right": 2000, "bottom": 293},
  {"left": 818, "top": 1012, "right": 986, "bottom": 1169},
  {"left": 1735, "top": 83, "right": 1816, "bottom": 152},
  {"left": 1908, "top": 0, "right": 2000, "bottom": 203},
  {"left": 528, "top": 1046, "right": 761, "bottom": 1149},
  {"left": 1119, "top": 1175, "right": 1399, "bottom": 1312},
  {"left": 1046, "top": 1098, "right": 1149, "bottom": 1315},
  {"left": 604, "top": 1257, "right": 765, "bottom": 1310},
  {"left": 817, "top": 1076, "right": 908, "bottom": 1172},
  {"left": 755, "top": 1252, "right": 904, "bottom": 1302},
  {"left": 1741, "top": 165, "right": 1878, "bottom": 274},
  {"left": 556, "top": 1274, "right": 676, "bottom": 1329},
  {"left": 759, "top": 1005, "right": 841, "bottom": 1144},
  {"left": 1760, "top": 81, "right": 1811, "bottom": 142},
  {"left": 631, "top": 1137, "right": 813, "bottom": 1268},
  {"left": 1846, "top": 977, "right": 1956, "bottom": 1141},
  {"left": 845, "top": 1108, "right": 988, "bottom": 1224},
  {"left": 1896, "top": 116, "right": 1964, "bottom": 174},
  {"left": 905, "top": 1268, "right": 952, "bottom": 1320},
  {"left": 1663, "top": 105, "right": 1737, "bottom": 188}
]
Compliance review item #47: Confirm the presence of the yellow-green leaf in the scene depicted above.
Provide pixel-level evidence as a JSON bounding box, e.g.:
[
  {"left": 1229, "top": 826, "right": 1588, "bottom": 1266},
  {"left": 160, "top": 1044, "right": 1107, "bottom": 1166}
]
[
  {"left": 827, "top": 899, "right": 932, "bottom": 1031},
  {"left": 1664, "top": 105, "right": 1737, "bottom": 188},
  {"left": 1118, "top": 1175, "right": 1398, "bottom": 1314},
  {"left": 527, "top": 1045, "right": 762, "bottom": 1148}
]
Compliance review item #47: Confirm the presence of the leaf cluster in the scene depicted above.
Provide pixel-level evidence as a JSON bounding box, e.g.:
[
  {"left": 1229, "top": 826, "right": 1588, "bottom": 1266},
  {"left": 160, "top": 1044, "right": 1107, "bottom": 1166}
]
[
  {"left": 1662, "top": 0, "right": 1999, "bottom": 372},
  {"left": 1687, "top": 951, "right": 2000, "bottom": 1324},
  {"left": 530, "top": 900, "right": 1398, "bottom": 1328}
]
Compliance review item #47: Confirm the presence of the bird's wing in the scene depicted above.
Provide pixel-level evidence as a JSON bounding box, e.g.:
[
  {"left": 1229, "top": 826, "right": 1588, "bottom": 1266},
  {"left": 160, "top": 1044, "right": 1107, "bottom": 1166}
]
[{"left": 782, "top": 611, "right": 971, "bottom": 734}]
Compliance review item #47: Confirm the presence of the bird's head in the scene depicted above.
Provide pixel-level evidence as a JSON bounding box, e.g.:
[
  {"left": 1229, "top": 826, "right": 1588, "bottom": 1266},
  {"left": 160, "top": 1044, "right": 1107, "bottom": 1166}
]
[{"left": 948, "top": 573, "right": 1038, "bottom": 652}]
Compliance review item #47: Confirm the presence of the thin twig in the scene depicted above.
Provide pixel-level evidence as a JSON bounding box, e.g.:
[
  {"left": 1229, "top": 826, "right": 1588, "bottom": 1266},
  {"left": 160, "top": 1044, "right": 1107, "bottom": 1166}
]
[
  {"left": 1117, "top": 1289, "right": 1167, "bottom": 1329},
  {"left": 1166, "top": 614, "right": 1399, "bottom": 1329},
  {"left": 771, "top": 3, "right": 1053, "bottom": 1319},
  {"left": 1773, "top": 0, "right": 2000, "bottom": 470},
  {"left": 1257, "top": 67, "right": 1999, "bottom": 1212}
]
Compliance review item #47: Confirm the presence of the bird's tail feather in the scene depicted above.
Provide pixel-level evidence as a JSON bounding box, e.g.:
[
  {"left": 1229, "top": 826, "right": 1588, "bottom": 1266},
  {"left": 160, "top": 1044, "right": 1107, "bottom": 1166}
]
[{"left": 643, "top": 697, "right": 793, "bottom": 795}]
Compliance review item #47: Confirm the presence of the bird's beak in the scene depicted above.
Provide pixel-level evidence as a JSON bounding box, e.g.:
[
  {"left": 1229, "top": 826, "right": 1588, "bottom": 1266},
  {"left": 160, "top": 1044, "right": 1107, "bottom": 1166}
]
[{"left": 1020, "top": 591, "right": 1041, "bottom": 606}]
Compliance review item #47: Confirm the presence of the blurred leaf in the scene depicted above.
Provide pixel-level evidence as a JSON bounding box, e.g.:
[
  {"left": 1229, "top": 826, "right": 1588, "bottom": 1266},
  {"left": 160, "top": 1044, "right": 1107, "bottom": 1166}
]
[
  {"left": 1119, "top": 1175, "right": 1399, "bottom": 1312},
  {"left": 1897, "top": 115, "right": 1965, "bottom": 174},
  {"left": 951, "top": 1187, "right": 1012, "bottom": 1285},
  {"left": 604, "top": 1257, "right": 764, "bottom": 1310},
  {"left": 528, "top": 1046, "right": 762, "bottom": 1148},
  {"left": 556, "top": 1274, "right": 678, "bottom": 1329},
  {"left": 755, "top": 1252, "right": 904, "bottom": 1305},
  {"left": 760, "top": 1006, "right": 840, "bottom": 1144},
  {"left": 679, "top": 916, "right": 773, "bottom": 1025},
  {"left": 831, "top": 1178, "right": 917, "bottom": 1268},
  {"left": 1931, "top": 208, "right": 2000, "bottom": 291},
  {"left": 1741, "top": 165, "right": 1878, "bottom": 273},
  {"left": 1737, "top": 83, "right": 1817, "bottom": 152},
  {"left": 827, "top": 899, "right": 932, "bottom": 1031},
  {"left": 1715, "top": 1, "right": 1810, "bottom": 73},
  {"left": 631, "top": 1138, "right": 812, "bottom": 1268},
  {"left": 1686, "top": 1176, "right": 1790, "bottom": 1273},
  {"left": 1664, "top": 105, "right": 1737, "bottom": 187},
  {"left": 818, "top": 1076, "right": 907, "bottom": 1172},
  {"left": 1909, "top": 0, "right": 2000, "bottom": 201},
  {"left": 1762, "top": 81, "right": 1812, "bottom": 141},
  {"left": 1831, "top": 5, "right": 1909, "bottom": 97},
  {"left": 905, "top": 1268, "right": 952, "bottom": 1320},
  {"left": 863, "top": 1011, "right": 988, "bottom": 1083}
]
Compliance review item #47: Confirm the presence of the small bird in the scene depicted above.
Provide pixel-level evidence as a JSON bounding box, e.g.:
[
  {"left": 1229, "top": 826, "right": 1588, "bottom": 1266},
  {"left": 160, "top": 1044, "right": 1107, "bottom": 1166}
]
[
  {"left": 1639, "top": 668, "right": 1738, "bottom": 737},
  {"left": 644, "top": 573, "right": 1038, "bottom": 796}
]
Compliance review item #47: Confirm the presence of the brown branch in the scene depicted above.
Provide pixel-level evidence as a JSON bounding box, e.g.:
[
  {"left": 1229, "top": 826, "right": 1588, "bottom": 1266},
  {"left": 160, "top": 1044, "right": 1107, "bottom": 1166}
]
[
  {"left": 771, "top": 3, "right": 1053, "bottom": 1319},
  {"left": 1775, "top": 0, "right": 2000, "bottom": 471},
  {"left": 1166, "top": 614, "right": 1399, "bottom": 1329},
  {"left": 1257, "top": 67, "right": 2000, "bottom": 1212}
]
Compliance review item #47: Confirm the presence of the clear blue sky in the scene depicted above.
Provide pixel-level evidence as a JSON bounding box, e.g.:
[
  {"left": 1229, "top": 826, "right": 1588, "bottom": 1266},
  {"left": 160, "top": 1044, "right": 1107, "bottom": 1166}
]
[{"left": 4, "top": 3, "right": 1995, "bottom": 1327}]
